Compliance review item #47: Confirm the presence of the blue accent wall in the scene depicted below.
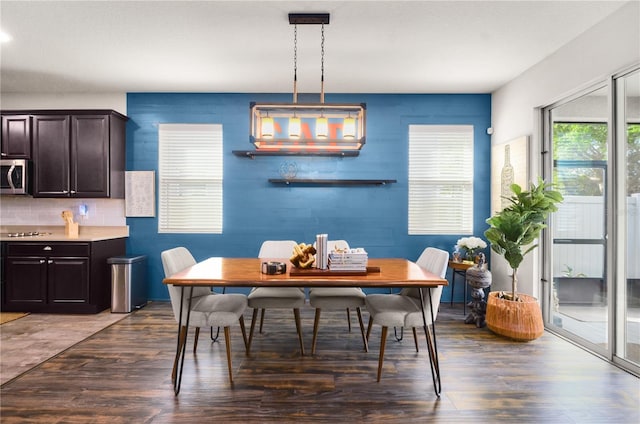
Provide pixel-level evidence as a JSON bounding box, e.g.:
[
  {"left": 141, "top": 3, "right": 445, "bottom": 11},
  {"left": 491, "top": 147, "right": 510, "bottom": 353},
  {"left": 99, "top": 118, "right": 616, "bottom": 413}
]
[{"left": 126, "top": 92, "right": 492, "bottom": 302}]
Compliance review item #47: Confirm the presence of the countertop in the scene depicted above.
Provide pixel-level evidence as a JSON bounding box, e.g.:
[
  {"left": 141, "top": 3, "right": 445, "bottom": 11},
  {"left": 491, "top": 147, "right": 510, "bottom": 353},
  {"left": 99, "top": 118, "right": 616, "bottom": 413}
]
[{"left": 0, "top": 226, "right": 129, "bottom": 242}]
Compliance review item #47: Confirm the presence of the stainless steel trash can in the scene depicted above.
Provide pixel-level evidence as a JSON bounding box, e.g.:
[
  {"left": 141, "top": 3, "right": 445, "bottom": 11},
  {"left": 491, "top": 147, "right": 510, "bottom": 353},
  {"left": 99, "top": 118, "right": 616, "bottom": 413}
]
[{"left": 108, "top": 255, "right": 147, "bottom": 313}]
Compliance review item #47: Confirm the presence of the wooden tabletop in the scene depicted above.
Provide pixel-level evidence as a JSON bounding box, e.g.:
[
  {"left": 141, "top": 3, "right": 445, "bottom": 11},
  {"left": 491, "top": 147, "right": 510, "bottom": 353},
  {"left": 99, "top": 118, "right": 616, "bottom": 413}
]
[{"left": 163, "top": 257, "right": 448, "bottom": 288}]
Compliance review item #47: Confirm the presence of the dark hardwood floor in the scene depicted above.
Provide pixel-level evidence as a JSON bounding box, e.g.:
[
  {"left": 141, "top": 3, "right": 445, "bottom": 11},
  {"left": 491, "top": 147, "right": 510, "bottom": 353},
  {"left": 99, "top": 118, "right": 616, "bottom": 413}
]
[{"left": 1, "top": 301, "right": 638, "bottom": 423}]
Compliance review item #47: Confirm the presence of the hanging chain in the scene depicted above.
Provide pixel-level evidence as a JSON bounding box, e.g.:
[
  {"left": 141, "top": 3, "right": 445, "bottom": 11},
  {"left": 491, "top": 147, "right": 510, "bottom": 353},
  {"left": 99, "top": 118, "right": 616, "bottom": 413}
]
[
  {"left": 321, "top": 23, "right": 325, "bottom": 82},
  {"left": 320, "top": 23, "right": 325, "bottom": 103},
  {"left": 293, "top": 24, "right": 298, "bottom": 103}
]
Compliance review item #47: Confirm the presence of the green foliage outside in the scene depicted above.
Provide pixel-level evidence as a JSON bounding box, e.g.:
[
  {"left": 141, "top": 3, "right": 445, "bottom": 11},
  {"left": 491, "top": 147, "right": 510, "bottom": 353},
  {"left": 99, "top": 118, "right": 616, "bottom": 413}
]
[{"left": 553, "top": 122, "right": 640, "bottom": 195}]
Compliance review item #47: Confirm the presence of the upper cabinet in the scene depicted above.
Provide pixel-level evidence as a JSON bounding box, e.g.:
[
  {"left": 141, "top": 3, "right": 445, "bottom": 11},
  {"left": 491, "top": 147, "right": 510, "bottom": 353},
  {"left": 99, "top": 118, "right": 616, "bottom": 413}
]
[
  {"left": 26, "top": 110, "right": 127, "bottom": 198},
  {"left": 1, "top": 114, "right": 32, "bottom": 159}
]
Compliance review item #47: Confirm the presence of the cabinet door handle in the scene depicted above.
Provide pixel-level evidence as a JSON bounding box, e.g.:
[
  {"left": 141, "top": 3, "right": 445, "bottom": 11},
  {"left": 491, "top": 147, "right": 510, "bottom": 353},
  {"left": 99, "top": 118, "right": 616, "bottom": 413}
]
[
  {"left": 40, "top": 259, "right": 46, "bottom": 264},
  {"left": 43, "top": 246, "right": 52, "bottom": 251},
  {"left": 48, "top": 260, "right": 53, "bottom": 264},
  {"left": 70, "top": 190, "right": 76, "bottom": 194}
]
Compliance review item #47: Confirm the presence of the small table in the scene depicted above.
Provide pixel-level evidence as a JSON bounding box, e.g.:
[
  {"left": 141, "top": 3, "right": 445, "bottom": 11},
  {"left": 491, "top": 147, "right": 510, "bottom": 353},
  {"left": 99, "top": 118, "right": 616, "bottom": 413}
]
[{"left": 447, "top": 260, "right": 475, "bottom": 314}]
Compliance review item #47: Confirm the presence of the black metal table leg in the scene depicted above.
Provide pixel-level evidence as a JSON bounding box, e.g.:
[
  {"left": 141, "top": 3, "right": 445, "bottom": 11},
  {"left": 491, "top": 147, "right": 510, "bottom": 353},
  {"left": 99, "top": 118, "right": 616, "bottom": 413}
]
[
  {"left": 419, "top": 287, "right": 442, "bottom": 397},
  {"left": 173, "top": 286, "right": 194, "bottom": 396}
]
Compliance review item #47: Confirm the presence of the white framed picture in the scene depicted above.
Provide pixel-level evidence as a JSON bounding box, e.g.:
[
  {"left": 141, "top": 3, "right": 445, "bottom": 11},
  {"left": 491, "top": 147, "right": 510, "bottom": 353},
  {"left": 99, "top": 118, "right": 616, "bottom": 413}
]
[
  {"left": 125, "top": 171, "right": 156, "bottom": 217},
  {"left": 491, "top": 135, "right": 529, "bottom": 215}
]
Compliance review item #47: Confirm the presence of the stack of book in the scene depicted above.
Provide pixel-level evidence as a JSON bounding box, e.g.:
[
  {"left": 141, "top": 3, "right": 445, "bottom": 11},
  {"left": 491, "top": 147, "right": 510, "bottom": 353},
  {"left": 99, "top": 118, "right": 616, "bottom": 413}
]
[{"left": 328, "top": 248, "right": 368, "bottom": 272}]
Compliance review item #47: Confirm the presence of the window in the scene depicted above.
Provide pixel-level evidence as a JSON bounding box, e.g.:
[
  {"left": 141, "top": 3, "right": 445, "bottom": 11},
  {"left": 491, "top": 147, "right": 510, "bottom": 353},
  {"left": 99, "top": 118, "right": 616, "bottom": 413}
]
[
  {"left": 158, "top": 124, "right": 223, "bottom": 233},
  {"left": 408, "top": 125, "right": 474, "bottom": 234}
]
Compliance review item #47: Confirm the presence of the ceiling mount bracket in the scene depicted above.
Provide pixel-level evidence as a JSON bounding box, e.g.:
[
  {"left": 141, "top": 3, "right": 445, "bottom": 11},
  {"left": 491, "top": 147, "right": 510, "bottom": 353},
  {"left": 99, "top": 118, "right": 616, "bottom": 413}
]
[{"left": 289, "top": 13, "right": 330, "bottom": 25}]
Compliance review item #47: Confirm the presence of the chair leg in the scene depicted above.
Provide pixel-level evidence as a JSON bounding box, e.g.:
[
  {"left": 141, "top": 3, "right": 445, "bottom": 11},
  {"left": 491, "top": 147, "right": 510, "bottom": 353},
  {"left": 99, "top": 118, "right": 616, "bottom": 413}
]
[
  {"left": 346, "top": 308, "right": 352, "bottom": 332},
  {"left": 377, "top": 326, "right": 388, "bottom": 382},
  {"left": 247, "top": 308, "right": 259, "bottom": 355},
  {"left": 193, "top": 327, "right": 200, "bottom": 353},
  {"left": 172, "top": 325, "right": 188, "bottom": 383},
  {"left": 259, "top": 308, "right": 266, "bottom": 333},
  {"left": 366, "top": 316, "right": 374, "bottom": 341},
  {"left": 210, "top": 326, "right": 221, "bottom": 342},
  {"left": 311, "top": 308, "right": 321, "bottom": 355},
  {"left": 239, "top": 315, "right": 248, "bottom": 354},
  {"left": 393, "top": 327, "right": 404, "bottom": 342},
  {"left": 356, "top": 307, "right": 369, "bottom": 352},
  {"left": 412, "top": 327, "right": 419, "bottom": 352},
  {"left": 223, "top": 326, "right": 234, "bottom": 384},
  {"left": 293, "top": 308, "right": 305, "bottom": 356}
]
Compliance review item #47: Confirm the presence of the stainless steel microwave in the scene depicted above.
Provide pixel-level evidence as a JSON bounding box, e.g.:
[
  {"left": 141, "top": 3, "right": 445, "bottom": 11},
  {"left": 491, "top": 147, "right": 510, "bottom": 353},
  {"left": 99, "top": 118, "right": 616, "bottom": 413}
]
[{"left": 1, "top": 159, "right": 30, "bottom": 195}]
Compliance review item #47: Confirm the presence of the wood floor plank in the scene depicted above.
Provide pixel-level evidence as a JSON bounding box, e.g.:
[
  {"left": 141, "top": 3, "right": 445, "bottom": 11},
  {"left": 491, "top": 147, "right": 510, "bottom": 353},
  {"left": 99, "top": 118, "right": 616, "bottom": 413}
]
[{"left": 1, "top": 302, "right": 638, "bottom": 423}]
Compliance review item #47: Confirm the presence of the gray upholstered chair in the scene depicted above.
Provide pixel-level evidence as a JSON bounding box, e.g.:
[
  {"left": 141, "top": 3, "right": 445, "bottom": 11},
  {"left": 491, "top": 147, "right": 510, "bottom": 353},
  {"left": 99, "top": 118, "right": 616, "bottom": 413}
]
[
  {"left": 161, "top": 247, "right": 248, "bottom": 384},
  {"left": 247, "top": 240, "right": 306, "bottom": 355},
  {"left": 308, "top": 240, "right": 368, "bottom": 354},
  {"left": 365, "top": 247, "right": 449, "bottom": 381}
]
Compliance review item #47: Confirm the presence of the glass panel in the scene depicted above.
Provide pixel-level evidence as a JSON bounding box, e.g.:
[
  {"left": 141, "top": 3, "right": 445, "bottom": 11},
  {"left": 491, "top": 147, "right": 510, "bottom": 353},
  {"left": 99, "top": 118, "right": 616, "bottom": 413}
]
[
  {"left": 549, "top": 86, "right": 609, "bottom": 350},
  {"left": 616, "top": 69, "right": 640, "bottom": 368}
]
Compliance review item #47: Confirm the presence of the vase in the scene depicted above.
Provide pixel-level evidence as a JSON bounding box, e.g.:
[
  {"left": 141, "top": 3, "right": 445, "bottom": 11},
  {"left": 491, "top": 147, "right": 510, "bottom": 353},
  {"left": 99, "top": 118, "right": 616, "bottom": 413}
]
[
  {"left": 485, "top": 292, "right": 544, "bottom": 341},
  {"left": 464, "top": 251, "right": 479, "bottom": 263}
]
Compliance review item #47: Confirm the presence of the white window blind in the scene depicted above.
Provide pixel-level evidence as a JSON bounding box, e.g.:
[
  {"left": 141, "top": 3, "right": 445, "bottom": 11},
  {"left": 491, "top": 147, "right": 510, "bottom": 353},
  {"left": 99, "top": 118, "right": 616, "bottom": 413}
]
[
  {"left": 408, "top": 125, "right": 474, "bottom": 234},
  {"left": 158, "top": 124, "right": 223, "bottom": 233}
]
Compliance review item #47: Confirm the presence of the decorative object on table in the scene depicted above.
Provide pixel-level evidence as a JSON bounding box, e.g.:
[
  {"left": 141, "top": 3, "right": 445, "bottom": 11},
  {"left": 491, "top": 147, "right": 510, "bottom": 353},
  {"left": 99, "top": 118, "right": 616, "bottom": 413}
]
[
  {"left": 315, "top": 233, "right": 328, "bottom": 270},
  {"left": 261, "top": 261, "right": 287, "bottom": 275},
  {"left": 289, "top": 242, "right": 317, "bottom": 268},
  {"left": 455, "top": 236, "right": 487, "bottom": 262},
  {"left": 328, "top": 247, "right": 368, "bottom": 272},
  {"left": 464, "top": 253, "right": 492, "bottom": 328},
  {"left": 484, "top": 177, "right": 563, "bottom": 341},
  {"left": 61, "top": 210, "right": 78, "bottom": 238},
  {"left": 452, "top": 247, "right": 462, "bottom": 263}
]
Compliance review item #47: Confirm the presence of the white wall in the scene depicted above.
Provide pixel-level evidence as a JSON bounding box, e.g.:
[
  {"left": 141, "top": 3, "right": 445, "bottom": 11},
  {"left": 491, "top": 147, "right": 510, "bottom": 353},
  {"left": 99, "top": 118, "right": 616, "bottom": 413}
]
[
  {"left": 490, "top": 1, "right": 640, "bottom": 298},
  {"left": 0, "top": 197, "right": 126, "bottom": 227},
  {"left": 0, "top": 92, "right": 126, "bottom": 115}
]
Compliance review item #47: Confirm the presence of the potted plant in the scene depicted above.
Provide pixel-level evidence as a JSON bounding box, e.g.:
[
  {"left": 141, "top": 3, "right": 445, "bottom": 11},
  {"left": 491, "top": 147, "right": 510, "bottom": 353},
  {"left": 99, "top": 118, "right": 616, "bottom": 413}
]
[{"left": 484, "top": 177, "right": 563, "bottom": 341}]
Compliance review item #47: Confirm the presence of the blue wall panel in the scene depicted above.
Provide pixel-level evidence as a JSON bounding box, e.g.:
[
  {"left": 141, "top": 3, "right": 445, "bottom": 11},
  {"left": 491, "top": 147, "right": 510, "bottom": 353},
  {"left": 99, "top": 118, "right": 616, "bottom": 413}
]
[{"left": 126, "top": 92, "right": 491, "bottom": 301}]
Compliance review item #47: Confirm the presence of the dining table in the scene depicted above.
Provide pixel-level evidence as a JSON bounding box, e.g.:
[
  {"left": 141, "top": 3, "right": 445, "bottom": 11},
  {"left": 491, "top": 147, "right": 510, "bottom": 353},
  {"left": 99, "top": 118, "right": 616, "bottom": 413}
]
[{"left": 162, "top": 257, "right": 448, "bottom": 396}]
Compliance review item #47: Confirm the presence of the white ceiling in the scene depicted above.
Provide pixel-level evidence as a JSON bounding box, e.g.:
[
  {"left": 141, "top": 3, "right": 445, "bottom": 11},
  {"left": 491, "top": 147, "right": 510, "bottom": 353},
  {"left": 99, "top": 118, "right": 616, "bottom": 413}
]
[{"left": 0, "top": 1, "right": 629, "bottom": 95}]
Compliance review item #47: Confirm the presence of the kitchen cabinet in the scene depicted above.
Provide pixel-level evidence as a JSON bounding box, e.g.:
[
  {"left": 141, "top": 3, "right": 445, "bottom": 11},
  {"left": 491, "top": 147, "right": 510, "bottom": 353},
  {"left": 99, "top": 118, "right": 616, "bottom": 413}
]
[
  {"left": 29, "top": 110, "right": 127, "bottom": 198},
  {"left": 2, "top": 238, "right": 126, "bottom": 313},
  {"left": 1, "top": 114, "right": 31, "bottom": 159}
]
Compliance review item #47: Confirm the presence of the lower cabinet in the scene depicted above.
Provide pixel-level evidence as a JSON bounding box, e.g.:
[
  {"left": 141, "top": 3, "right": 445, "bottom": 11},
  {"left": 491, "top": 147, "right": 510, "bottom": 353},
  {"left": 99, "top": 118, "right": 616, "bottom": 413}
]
[{"left": 2, "top": 239, "right": 126, "bottom": 313}]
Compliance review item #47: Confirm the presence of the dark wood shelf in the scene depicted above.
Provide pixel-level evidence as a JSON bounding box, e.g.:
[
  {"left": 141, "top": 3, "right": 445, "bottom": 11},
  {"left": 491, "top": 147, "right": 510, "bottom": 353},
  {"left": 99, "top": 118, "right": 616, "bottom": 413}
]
[
  {"left": 232, "top": 150, "right": 359, "bottom": 158},
  {"left": 268, "top": 179, "right": 397, "bottom": 186}
]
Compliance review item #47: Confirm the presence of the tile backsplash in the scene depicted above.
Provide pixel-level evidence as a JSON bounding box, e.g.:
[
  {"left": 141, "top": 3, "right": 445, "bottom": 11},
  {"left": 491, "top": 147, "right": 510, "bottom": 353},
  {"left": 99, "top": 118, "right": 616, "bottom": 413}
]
[{"left": 0, "top": 197, "right": 126, "bottom": 226}]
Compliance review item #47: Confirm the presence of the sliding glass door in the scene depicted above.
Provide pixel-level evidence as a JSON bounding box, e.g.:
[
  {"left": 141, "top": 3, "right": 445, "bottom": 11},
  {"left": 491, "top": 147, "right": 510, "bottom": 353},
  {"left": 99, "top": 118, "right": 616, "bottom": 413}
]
[
  {"left": 615, "top": 68, "right": 640, "bottom": 369},
  {"left": 545, "top": 85, "right": 610, "bottom": 354},
  {"left": 543, "top": 66, "right": 640, "bottom": 375}
]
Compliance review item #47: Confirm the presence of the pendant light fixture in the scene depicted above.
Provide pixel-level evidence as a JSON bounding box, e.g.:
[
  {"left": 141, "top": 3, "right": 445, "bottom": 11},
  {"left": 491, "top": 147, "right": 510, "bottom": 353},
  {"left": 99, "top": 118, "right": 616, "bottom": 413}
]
[{"left": 249, "top": 13, "right": 366, "bottom": 152}]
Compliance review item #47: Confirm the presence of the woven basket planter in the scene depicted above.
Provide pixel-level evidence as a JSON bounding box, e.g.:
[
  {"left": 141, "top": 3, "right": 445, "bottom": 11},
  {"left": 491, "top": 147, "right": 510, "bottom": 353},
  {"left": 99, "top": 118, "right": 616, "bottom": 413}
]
[{"left": 485, "top": 292, "right": 544, "bottom": 341}]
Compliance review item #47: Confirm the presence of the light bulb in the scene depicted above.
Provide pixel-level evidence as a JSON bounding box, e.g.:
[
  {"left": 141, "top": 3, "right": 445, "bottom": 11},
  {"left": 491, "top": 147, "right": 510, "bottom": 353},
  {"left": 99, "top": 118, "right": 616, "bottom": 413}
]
[
  {"left": 289, "top": 116, "right": 301, "bottom": 139},
  {"left": 261, "top": 116, "right": 274, "bottom": 138},
  {"left": 316, "top": 116, "right": 328, "bottom": 139},
  {"left": 343, "top": 116, "right": 356, "bottom": 139}
]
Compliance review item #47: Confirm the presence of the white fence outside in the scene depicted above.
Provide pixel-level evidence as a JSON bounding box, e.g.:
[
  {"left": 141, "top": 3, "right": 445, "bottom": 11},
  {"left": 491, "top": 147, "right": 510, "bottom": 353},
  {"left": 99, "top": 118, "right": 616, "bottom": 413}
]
[{"left": 553, "top": 194, "right": 640, "bottom": 279}]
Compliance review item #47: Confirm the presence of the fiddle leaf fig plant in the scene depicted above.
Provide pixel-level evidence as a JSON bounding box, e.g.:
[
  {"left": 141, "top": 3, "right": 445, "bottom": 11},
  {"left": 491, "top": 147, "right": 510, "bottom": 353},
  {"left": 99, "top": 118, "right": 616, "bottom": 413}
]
[{"left": 484, "top": 177, "right": 564, "bottom": 301}]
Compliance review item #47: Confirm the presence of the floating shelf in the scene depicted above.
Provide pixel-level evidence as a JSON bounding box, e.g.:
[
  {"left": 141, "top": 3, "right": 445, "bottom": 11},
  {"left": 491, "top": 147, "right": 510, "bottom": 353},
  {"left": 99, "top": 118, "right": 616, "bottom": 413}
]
[
  {"left": 233, "top": 150, "right": 359, "bottom": 158},
  {"left": 268, "top": 179, "right": 397, "bottom": 186}
]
